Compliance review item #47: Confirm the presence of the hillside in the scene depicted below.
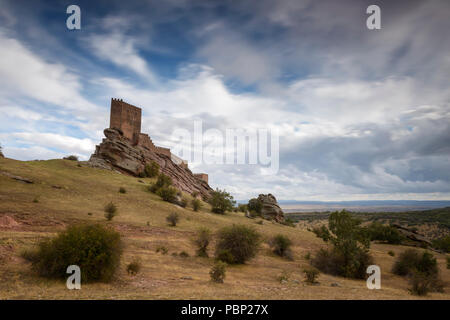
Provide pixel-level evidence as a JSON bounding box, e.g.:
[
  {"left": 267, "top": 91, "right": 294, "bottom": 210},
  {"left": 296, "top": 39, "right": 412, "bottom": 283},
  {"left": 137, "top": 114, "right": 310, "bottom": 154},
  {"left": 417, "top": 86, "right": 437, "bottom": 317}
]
[{"left": 0, "top": 157, "right": 449, "bottom": 299}]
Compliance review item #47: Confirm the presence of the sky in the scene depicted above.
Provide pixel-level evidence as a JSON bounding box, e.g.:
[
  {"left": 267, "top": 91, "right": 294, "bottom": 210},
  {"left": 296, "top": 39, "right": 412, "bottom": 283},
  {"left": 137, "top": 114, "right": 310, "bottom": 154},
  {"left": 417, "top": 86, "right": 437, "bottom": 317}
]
[{"left": 0, "top": 0, "right": 449, "bottom": 201}]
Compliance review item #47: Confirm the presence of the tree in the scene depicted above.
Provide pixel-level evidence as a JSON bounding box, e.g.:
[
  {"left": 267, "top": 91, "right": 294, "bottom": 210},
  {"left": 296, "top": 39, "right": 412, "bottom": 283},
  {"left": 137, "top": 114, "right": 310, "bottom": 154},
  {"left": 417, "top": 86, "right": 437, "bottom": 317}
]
[
  {"left": 209, "top": 188, "right": 236, "bottom": 214},
  {"left": 247, "top": 198, "right": 262, "bottom": 214},
  {"left": 312, "top": 210, "right": 373, "bottom": 279},
  {"left": 144, "top": 161, "right": 160, "bottom": 178}
]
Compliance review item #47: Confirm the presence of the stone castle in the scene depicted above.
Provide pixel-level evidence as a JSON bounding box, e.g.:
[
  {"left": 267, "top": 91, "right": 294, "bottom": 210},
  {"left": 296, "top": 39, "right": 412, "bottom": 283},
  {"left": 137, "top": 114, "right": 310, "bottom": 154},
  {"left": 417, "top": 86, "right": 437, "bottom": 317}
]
[
  {"left": 108, "top": 98, "right": 207, "bottom": 183},
  {"left": 89, "top": 99, "right": 211, "bottom": 197}
]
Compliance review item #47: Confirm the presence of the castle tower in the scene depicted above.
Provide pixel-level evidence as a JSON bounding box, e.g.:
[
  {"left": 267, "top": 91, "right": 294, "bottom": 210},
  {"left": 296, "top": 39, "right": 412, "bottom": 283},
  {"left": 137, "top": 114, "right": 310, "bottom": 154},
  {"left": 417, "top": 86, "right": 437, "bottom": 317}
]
[{"left": 110, "top": 98, "right": 142, "bottom": 145}]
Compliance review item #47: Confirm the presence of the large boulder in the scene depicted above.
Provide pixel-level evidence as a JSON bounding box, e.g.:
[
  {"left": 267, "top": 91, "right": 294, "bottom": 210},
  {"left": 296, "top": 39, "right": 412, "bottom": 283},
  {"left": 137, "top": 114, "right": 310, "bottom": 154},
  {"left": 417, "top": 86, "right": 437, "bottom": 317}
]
[
  {"left": 391, "top": 224, "right": 432, "bottom": 247},
  {"left": 89, "top": 128, "right": 212, "bottom": 199},
  {"left": 257, "top": 194, "right": 284, "bottom": 222}
]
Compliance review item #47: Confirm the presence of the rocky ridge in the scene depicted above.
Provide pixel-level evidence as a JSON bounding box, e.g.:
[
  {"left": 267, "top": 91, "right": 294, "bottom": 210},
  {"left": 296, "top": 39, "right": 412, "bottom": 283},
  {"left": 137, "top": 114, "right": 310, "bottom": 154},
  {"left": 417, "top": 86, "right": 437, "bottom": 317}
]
[{"left": 89, "top": 128, "right": 212, "bottom": 199}]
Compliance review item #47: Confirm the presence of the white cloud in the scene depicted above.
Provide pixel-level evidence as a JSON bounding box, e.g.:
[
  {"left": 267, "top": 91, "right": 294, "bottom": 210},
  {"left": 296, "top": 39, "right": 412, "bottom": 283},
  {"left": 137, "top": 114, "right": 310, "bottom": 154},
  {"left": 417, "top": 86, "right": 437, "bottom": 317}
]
[
  {"left": 86, "top": 32, "right": 158, "bottom": 85},
  {"left": 0, "top": 30, "right": 98, "bottom": 112}
]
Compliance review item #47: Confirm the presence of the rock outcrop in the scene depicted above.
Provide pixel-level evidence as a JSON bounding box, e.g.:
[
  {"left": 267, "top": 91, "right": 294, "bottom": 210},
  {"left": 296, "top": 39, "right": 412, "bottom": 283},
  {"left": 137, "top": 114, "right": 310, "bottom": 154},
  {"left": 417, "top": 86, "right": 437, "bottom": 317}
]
[
  {"left": 257, "top": 194, "right": 285, "bottom": 222},
  {"left": 392, "top": 224, "right": 433, "bottom": 247},
  {"left": 89, "top": 128, "right": 212, "bottom": 199}
]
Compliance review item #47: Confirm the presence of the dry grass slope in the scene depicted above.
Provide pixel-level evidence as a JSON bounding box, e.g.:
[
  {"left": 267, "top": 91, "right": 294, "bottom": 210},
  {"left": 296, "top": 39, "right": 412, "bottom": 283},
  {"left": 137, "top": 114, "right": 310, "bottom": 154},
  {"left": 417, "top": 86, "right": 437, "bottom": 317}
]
[{"left": 0, "top": 157, "right": 449, "bottom": 299}]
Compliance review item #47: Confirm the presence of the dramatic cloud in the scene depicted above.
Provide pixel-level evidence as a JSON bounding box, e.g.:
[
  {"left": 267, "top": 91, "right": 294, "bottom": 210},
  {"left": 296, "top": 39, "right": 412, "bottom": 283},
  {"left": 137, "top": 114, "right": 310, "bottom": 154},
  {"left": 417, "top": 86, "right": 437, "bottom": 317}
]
[{"left": 0, "top": 0, "right": 449, "bottom": 200}]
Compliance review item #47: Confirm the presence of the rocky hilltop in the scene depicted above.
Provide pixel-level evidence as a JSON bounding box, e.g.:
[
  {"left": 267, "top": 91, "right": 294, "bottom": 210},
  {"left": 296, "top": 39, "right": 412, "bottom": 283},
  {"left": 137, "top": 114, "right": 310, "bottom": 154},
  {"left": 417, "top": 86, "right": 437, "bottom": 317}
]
[
  {"left": 89, "top": 128, "right": 212, "bottom": 199},
  {"left": 258, "top": 193, "right": 285, "bottom": 222}
]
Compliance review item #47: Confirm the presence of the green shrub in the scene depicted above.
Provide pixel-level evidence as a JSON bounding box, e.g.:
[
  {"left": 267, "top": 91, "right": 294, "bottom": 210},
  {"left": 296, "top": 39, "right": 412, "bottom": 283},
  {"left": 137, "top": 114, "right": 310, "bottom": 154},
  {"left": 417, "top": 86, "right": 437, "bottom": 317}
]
[
  {"left": 269, "top": 234, "right": 293, "bottom": 259},
  {"left": 149, "top": 173, "right": 173, "bottom": 193},
  {"left": 237, "top": 204, "right": 248, "bottom": 213},
  {"left": 32, "top": 197, "right": 39, "bottom": 203},
  {"left": 303, "top": 267, "right": 320, "bottom": 284},
  {"left": 304, "top": 252, "right": 311, "bottom": 260},
  {"left": 210, "top": 261, "right": 227, "bottom": 283},
  {"left": 157, "top": 186, "right": 178, "bottom": 203},
  {"left": 156, "top": 246, "right": 168, "bottom": 254},
  {"left": 216, "top": 249, "right": 235, "bottom": 264},
  {"left": 144, "top": 161, "right": 160, "bottom": 178},
  {"left": 215, "top": 224, "right": 260, "bottom": 264},
  {"left": 282, "top": 218, "right": 296, "bottom": 227},
  {"left": 64, "top": 155, "right": 78, "bottom": 161},
  {"left": 209, "top": 188, "right": 236, "bottom": 214},
  {"left": 192, "top": 198, "right": 202, "bottom": 212},
  {"left": 312, "top": 247, "right": 373, "bottom": 279},
  {"left": 179, "top": 197, "right": 188, "bottom": 208},
  {"left": 166, "top": 212, "right": 179, "bottom": 227},
  {"left": 193, "top": 228, "right": 212, "bottom": 257},
  {"left": 392, "top": 249, "right": 438, "bottom": 276},
  {"left": 247, "top": 198, "right": 262, "bottom": 215},
  {"left": 27, "top": 224, "right": 122, "bottom": 282},
  {"left": 126, "top": 257, "right": 141, "bottom": 276},
  {"left": 432, "top": 235, "right": 450, "bottom": 253},
  {"left": 179, "top": 251, "right": 189, "bottom": 258},
  {"left": 366, "top": 222, "right": 405, "bottom": 244},
  {"left": 388, "top": 250, "right": 395, "bottom": 257},
  {"left": 104, "top": 202, "right": 118, "bottom": 221},
  {"left": 408, "top": 270, "right": 444, "bottom": 296},
  {"left": 311, "top": 210, "right": 373, "bottom": 279},
  {"left": 119, "top": 187, "right": 126, "bottom": 194}
]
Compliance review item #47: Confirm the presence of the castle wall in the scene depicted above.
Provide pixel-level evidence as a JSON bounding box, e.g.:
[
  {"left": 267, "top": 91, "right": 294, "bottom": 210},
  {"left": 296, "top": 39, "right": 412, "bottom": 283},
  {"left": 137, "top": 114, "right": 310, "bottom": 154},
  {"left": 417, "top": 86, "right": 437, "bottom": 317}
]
[
  {"left": 138, "top": 133, "right": 156, "bottom": 151},
  {"left": 110, "top": 98, "right": 141, "bottom": 144}
]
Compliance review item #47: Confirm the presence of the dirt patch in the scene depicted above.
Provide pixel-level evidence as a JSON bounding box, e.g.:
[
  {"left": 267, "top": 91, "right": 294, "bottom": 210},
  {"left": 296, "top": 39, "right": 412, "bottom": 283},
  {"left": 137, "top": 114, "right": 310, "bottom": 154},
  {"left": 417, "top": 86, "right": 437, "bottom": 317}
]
[{"left": 0, "top": 215, "right": 20, "bottom": 228}]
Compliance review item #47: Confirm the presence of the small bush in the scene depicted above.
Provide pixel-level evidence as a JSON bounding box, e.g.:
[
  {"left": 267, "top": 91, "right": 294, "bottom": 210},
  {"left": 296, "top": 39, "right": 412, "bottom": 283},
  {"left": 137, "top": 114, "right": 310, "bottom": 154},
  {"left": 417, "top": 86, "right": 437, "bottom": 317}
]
[
  {"left": 157, "top": 186, "right": 178, "bottom": 203},
  {"left": 193, "top": 228, "right": 212, "bottom": 257},
  {"left": 247, "top": 198, "right": 262, "bottom": 214},
  {"left": 216, "top": 249, "right": 235, "bottom": 264},
  {"left": 269, "top": 234, "right": 293, "bottom": 259},
  {"left": 432, "top": 235, "right": 450, "bottom": 253},
  {"left": 215, "top": 224, "right": 261, "bottom": 264},
  {"left": 237, "top": 204, "right": 248, "bottom": 213},
  {"left": 192, "top": 198, "right": 202, "bottom": 212},
  {"left": 282, "top": 218, "right": 296, "bottom": 227},
  {"left": 119, "top": 187, "right": 126, "bottom": 194},
  {"left": 20, "top": 247, "right": 40, "bottom": 263},
  {"left": 126, "top": 257, "right": 142, "bottom": 276},
  {"left": 179, "top": 251, "right": 189, "bottom": 258},
  {"left": 32, "top": 197, "right": 39, "bottom": 203},
  {"left": 447, "top": 256, "right": 450, "bottom": 269},
  {"left": 388, "top": 250, "right": 395, "bottom": 257},
  {"left": 156, "top": 246, "right": 168, "bottom": 254},
  {"left": 210, "top": 261, "right": 227, "bottom": 283},
  {"left": 87, "top": 212, "right": 93, "bottom": 216},
  {"left": 27, "top": 224, "right": 122, "bottom": 282},
  {"left": 104, "top": 202, "right": 118, "bottom": 221},
  {"left": 179, "top": 197, "right": 188, "bottom": 208},
  {"left": 304, "top": 252, "right": 311, "bottom": 260},
  {"left": 277, "top": 270, "right": 290, "bottom": 283},
  {"left": 367, "top": 222, "right": 405, "bottom": 244},
  {"left": 144, "top": 161, "right": 160, "bottom": 178},
  {"left": 64, "top": 155, "right": 78, "bottom": 161},
  {"left": 303, "top": 267, "right": 320, "bottom": 284},
  {"left": 166, "top": 212, "right": 179, "bottom": 227},
  {"left": 148, "top": 173, "right": 173, "bottom": 193},
  {"left": 408, "top": 270, "right": 444, "bottom": 296},
  {"left": 209, "top": 188, "right": 236, "bottom": 214},
  {"left": 312, "top": 247, "right": 373, "bottom": 279},
  {"left": 392, "top": 249, "right": 438, "bottom": 277}
]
